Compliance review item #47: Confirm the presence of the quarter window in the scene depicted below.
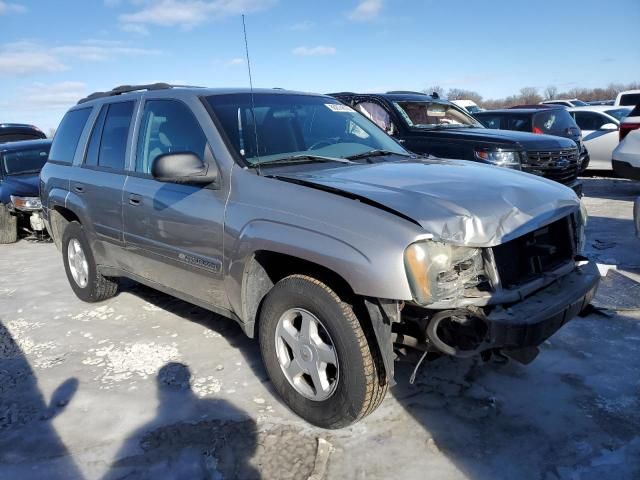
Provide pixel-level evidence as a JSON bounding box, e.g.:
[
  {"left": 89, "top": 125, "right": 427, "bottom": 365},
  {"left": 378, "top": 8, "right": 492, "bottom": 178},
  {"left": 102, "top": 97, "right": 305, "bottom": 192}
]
[
  {"left": 49, "top": 108, "right": 92, "bottom": 163},
  {"left": 136, "top": 100, "right": 207, "bottom": 174}
]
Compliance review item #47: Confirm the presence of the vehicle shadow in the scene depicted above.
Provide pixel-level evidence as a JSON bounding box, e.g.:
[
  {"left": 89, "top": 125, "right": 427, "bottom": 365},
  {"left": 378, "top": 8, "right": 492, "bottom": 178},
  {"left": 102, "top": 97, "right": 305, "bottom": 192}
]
[
  {"left": 102, "top": 362, "right": 259, "bottom": 479},
  {"left": 585, "top": 215, "right": 640, "bottom": 269},
  {"left": 0, "top": 321, "right": 84, "bottom": 480},
  {"left": 389, "top": 311, "right": 640, "bottom": 480},
  {"left": 581, "top": 176, "right": 640, "bottom": 200}
]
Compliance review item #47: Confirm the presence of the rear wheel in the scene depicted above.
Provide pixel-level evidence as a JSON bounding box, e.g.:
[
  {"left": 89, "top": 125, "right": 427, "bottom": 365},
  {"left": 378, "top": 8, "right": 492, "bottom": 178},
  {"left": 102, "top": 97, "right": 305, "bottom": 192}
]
[
  {"left": 62, "top": 221, "right": 118, "bottom": 302},
  {"left": 259, "top": 274, "right": 388, "bottom": 429},
  {"left": 0, "top": 204, "right": 18, "bottom": 244}
]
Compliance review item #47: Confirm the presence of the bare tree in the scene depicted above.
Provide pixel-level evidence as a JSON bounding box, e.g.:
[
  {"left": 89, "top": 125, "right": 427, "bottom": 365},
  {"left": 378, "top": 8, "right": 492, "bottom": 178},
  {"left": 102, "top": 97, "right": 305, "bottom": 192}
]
[
  {"left": 519, "top": 87, "right": 542, "bottom": 104},
  {"left": 423, "top": 85, "right": 445, "bottom": 98},
  {"left": 446, "top": 88, "right": 483, "bottom": 104},
  {"left": 544, "top": 85, "right": 557, "bottom": 100}
]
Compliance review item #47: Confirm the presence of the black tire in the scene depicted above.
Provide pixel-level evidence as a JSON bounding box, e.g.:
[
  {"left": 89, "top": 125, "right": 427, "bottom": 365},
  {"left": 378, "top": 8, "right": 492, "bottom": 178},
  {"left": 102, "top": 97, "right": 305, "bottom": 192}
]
[
  {"left": 0, "top": 204, "right": 18, "bottom": 244},
  {"left": 62, "top": 221, "right": 118, "bottom": 302},
  {"left": 259, "top": 274, "right": 388, "bottom": 429}
]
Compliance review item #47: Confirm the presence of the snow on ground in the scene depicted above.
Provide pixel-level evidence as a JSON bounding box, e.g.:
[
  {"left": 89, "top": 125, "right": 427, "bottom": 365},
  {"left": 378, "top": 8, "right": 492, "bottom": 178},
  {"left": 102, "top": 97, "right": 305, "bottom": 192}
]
[{"left": 0, "top": 177, "right": 639, "bottom": 480}]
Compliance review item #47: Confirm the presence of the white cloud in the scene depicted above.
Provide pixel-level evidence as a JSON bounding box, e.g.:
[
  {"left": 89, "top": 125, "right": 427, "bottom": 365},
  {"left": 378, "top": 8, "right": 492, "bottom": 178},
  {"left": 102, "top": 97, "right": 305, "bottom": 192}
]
[
  {"left": 0, "top": 40, "right": 161, "bottom": 76},
  {"left": 0, "top": 1, "right": 26, "bottom": 14},
  {"left": 292, "top": 45, "right": 336, "bottom": 57},
  {"left": 289, "top": 20, "right": 312, "bottom": 31},
  {"left": 19, "top": 81, "right": 89, "bottom": 109},
  {"left": 120, "top": 22, "right": 150, "bottom": 35},
  {"left": 0, "top": 43, "right": 66, "bottom": 75},
  {"left": 348, "top": 0, "right": 382, "bottom": 22},
  {"left": 227, "top": 57, "right": 244, "bottom": 66},
  {"left": 119, "top": 0, "right": 277, "bottom": 29}
]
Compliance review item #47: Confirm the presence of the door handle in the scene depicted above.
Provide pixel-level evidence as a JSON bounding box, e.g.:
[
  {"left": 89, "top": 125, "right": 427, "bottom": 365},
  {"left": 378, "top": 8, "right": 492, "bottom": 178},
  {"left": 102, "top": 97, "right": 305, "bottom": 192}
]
[
  {"left": 128, "top": 194, "right": 142, "bottom": 206},
  {"left": 73, "top": 184, "right": 84, "bottom": 193}
]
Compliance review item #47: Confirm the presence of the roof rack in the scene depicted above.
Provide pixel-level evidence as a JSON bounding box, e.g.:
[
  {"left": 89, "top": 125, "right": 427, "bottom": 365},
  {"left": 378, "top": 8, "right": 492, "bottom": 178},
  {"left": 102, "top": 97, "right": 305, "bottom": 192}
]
[
  {"left": 385, "top": 90, "right": 429, "bottom": 96},
  {"left": 77, "top": 83, "right": 202, "bottom": 104}
]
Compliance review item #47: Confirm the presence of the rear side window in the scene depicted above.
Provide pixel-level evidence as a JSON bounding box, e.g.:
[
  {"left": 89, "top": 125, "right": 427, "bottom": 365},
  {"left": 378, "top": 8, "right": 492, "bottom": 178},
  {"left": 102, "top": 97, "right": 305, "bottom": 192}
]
[
  {"left": 98, "top": 102, "right": 134, "bottom": 170},
  {"left": 476, "top": 115, "right": 501, "bottom": 129},
  {"left": 84, "top": 106, "right": 108, "bottom": 167},
  {"left": 135, "top": 99, "right": 207, "bottom": 174},
  {"left": 619, "top": 93, "right": 640, "bottom": 106},
  {"left": 573, "top": 112, "right": 608, "bottom": 131},
  {"left": 49, "top": 108, "right": 92, "bottom": 163}
]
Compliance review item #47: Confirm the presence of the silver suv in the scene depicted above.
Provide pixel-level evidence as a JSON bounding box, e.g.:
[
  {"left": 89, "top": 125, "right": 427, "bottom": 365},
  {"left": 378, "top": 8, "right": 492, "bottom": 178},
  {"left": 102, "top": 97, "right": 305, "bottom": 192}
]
[{"left": 40, "top": 84, "right": 599, "bottom": 428}]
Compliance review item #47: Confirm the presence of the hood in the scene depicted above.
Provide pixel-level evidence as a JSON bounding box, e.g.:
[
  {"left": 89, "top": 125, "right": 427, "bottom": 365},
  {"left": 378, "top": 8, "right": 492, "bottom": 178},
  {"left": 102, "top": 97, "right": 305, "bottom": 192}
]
[
  {"left": 428, "top": 127, "right": 577, "bottom": 149},
  {"left": 0, "top": 174, "right": 40, "bottom": 202},
  {"left": 275, "top": 159, "right": 580, "bottom": 247}
]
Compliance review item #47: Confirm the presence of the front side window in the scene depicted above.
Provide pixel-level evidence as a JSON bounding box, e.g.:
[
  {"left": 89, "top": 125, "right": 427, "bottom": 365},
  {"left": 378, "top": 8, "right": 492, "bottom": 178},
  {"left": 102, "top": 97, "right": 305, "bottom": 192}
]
[
  {"left": 98, "top": 101, "right": 134, "bottom": 170},
  {"left": 206, "top": 93, "right": 406, "bottom": 165},
  {"left": 356, "top": 102, "right": 393, "bottom": 132},
  {"left": 49, "top": 108, "right": 92, "bottom": 163},
  {"left": 1, "top": 145, "right": 51, "bottom": 176},
  {"left": 136, "top": 100, "right": 207, "bottom": 174},
  {"left": 393, "top": 101, "right": 481, "bottom": 129},
  {"left": 573, "top": 112, "right": 607, "bottom": 131}
]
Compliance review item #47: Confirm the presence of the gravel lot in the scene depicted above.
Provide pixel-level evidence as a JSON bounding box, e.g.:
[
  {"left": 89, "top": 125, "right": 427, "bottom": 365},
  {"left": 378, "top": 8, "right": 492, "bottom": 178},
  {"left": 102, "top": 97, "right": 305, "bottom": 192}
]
[{"left": 1, "top": 177, "right": 639, "bottom": 480}]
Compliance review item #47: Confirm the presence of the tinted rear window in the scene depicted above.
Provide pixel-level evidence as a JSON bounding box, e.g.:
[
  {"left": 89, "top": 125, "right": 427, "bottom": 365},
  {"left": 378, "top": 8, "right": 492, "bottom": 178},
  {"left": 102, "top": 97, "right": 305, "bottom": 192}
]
[
  {"left": 49, "top": 108, "right": 92, "bottom": 163},
  {"left": 619, "top": 93, "right": 640, "bottom": 106},
  {"left": 533, "top": 110, "right": 578, "bottom": 135},
  {"left": 0, "top": 133, "right": 44, "bottom": 143},
  {"left": 97, "top": 101, "right": 134, "bottom": 170}
]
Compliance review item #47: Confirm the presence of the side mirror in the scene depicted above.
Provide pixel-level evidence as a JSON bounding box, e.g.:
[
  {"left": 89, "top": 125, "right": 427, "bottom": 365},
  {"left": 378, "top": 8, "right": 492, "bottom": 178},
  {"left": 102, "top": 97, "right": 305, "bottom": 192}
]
[
  {"left": 151, "top": 152, "right": 217, "bottom": 185},
  {"left": 600, "top": 123, "right": 618, "bottom": 131}
]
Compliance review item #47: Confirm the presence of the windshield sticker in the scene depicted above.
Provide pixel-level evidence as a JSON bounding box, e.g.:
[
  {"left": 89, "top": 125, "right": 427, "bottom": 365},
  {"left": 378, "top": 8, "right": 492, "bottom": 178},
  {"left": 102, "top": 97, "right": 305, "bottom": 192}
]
[{"left": 325, "top": 103, "right": 354, "bottom": 113}]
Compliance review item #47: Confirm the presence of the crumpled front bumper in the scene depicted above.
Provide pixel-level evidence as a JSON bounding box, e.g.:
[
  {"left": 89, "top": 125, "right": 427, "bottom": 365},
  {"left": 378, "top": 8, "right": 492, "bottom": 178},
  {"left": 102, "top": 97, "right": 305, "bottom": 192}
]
[{"left": 486, "top": 259, "right": 599, "bottom": 349}]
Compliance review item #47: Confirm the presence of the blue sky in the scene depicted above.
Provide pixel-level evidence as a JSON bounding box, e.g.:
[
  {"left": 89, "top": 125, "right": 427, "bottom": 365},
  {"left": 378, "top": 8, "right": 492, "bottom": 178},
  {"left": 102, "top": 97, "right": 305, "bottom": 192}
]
[{"left": 1, "top": 0, "right": 639, "bottom": 131}]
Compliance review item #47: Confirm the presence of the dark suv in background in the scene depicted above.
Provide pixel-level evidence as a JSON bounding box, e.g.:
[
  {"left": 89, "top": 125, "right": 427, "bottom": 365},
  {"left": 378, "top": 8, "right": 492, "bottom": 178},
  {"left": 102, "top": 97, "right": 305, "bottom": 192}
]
[
  {"left": 330, "top": 92, "right": 583, "bottom": 194},
  {"left": 0, "top": 123, "right": 47, "bottom": 144},
  {"left": 474, "top": 105, "right": 590, "bottom": 172}
]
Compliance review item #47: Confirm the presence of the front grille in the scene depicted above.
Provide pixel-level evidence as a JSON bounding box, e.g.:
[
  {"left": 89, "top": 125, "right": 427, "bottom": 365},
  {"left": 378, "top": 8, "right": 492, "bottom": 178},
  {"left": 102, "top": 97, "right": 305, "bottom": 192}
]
[
  {"left": 492, "top": 216, "right": 575, "bottom": 289},
  {"left": 523, "top": 148, "right": 579, "bottom": 185}
]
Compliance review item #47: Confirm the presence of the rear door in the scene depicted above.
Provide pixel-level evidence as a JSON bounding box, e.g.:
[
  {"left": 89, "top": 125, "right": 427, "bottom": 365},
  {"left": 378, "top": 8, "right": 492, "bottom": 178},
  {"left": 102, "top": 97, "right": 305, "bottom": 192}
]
[
  {"left": 122, "top": 97, "right": 228, "bottom": 308},
  {"left": 76, "top": 101, "right": 134, "bottom": 264}
]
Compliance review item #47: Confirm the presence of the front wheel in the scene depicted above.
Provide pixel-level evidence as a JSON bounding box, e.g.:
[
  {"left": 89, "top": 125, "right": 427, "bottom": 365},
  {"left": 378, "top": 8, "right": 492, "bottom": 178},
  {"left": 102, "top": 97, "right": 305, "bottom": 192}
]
[
  {"left": 62, "top": 221, "right": 118, "bottom": 302},
  {"left": 259, "top": 275, "right": 388, "bottom": 429}
]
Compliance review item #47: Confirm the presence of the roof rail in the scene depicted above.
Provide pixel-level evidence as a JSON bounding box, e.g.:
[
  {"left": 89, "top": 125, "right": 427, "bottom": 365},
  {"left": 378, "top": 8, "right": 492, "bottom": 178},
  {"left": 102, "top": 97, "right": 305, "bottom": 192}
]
[
  {"left": 77, "top": 83, "right": 202, "bottom": 104},
  {"left": 385, "top": 90, "right": 429, "bottom": 96}
]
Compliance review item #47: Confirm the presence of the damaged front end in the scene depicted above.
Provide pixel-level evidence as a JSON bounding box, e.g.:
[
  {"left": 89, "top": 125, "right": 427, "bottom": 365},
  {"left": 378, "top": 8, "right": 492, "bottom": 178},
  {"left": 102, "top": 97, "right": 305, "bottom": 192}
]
[
  {"left": 391, "top": 208, "right": 599, "bottom": 371},
  {"left": 8, "top": 195, "right": 48, "bottom": 239}
]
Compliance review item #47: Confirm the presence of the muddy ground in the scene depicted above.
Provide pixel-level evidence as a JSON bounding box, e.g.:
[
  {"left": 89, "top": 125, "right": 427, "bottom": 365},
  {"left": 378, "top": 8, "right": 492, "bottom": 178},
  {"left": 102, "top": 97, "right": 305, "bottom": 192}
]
[{"left": 1, "top": 177, "right": 639, "bottom": 480}]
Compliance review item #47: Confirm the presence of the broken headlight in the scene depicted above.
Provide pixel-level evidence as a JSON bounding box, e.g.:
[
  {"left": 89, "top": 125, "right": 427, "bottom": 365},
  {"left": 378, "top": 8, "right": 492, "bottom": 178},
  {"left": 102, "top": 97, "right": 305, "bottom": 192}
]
[
  {"left": 10, "top": 195, "right": 42, "bottom": 211},
  {"left": 404, "top": 241, "right": 486, "bottom": 305}
]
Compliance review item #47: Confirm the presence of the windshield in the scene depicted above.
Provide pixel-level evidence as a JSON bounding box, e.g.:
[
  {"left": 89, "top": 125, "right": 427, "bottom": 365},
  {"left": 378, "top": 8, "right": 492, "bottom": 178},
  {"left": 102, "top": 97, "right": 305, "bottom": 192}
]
[
  {"left": 533, "top": 110, "right": 579, "bottom": 135},
  {"left": 619, "top": 93, "right": 640, "bottom": 106},
  {"left": 466, "top": 105, "right": 482, "bottom": 114},
  {"left": 1, "top": 146, "right": 50, "bottom": 176},
  {"left": 605, "top": 108, "right": 632, "bottom": 121},
  {"left": 205, "top": 93, "right": 407, "bottom": 165},
  {"left": 393, "top": 101, "right": 481, "bottom": 129},
  {"left": 573, "top": 100, "right": 589, "bottom": 106}
]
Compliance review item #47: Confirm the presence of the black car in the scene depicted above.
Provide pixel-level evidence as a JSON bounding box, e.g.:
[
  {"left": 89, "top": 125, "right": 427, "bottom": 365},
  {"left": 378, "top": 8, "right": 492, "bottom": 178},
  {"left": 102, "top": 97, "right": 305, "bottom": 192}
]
[
  {"left": 0, "top": 139, "right": 51, "bottom": 243},
  {"left": 330, "top": 92, "right": 582, "bottom": 193},
  {"left": 474, "top": 106, "right": 590, "bottom": 172},
  {"left": 0, "top": 123, "right": 47, "bottom": 144}
]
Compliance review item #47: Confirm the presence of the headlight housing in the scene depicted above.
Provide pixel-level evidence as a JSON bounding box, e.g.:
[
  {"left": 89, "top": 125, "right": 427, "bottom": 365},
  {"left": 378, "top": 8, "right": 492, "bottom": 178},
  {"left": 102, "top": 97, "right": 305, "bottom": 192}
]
[
  {"left": 404, "top": 241, "right": 486, "bottom": 305},
  {"left": 474, "top": 149, "right": 522, "bottom": 168},
  {"left": 10, "top": 195, "right": 42, "bottom": 211}
]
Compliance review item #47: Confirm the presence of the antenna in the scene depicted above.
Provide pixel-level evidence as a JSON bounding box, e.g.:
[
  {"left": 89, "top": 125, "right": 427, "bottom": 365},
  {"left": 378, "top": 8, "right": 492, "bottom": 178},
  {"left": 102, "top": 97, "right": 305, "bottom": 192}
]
[{"left": 242, "top": 14, "right": 261, "bottom": 172}]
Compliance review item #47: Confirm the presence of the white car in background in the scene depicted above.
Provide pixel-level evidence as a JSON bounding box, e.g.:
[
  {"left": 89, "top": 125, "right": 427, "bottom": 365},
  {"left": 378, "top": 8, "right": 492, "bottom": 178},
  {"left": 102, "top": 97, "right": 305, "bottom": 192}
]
[
  {"left": 615, "top": 90, "right": 640, "bottom": 107},
  {"left": 451, "top": 99, "right": 483, "bottom": 114},
  {"left": 568, "top": 106, "right": 632, "bottom": 170},
  {"left": 540, "top": 99, "right": 589, "bottom": 107},
  {"left": 612, "top": 105, "right": 640, "bottom": 180}
]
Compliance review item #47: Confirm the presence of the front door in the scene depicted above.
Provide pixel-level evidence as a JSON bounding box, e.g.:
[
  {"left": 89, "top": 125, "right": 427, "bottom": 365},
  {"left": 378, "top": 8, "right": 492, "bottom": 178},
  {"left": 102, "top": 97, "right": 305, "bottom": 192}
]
[
  {"left": 122, "top": 98, "right": 228, "bottom": 309},
  {"left": 573, "top": 111, "right": 618, "bottom": 169}
]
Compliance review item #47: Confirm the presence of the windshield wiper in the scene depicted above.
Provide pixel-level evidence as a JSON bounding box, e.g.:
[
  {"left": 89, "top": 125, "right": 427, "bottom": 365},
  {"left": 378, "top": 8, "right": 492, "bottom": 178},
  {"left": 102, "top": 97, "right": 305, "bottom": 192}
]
[
  {"left": 345, "top": 149, "right": 412, "bottom": 161},
  {"left": 251, "top": 154, "right": 356, "bottom": 168}
]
